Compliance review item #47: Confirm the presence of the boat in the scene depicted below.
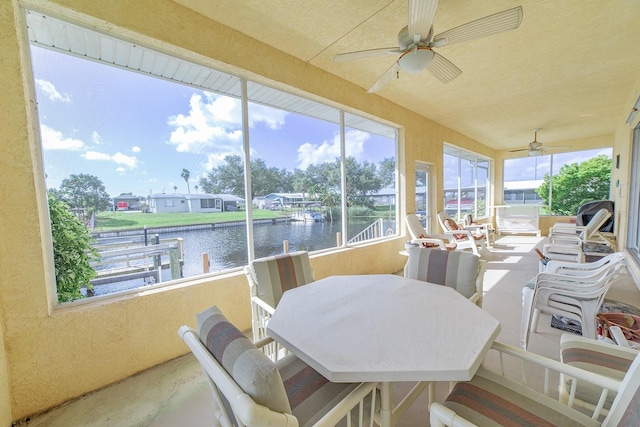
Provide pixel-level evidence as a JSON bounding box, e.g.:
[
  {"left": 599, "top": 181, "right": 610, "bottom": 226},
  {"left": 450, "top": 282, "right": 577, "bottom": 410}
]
[{"left": 290, "top": 210, "right": 325, "bottom": 222}]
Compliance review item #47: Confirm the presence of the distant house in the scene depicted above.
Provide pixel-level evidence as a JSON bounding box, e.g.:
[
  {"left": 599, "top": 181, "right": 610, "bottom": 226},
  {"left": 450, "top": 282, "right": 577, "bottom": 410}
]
[
  {"left": 252, "top": 196, "right": 278, "bottom": 209},
  {"left": 146, "top": 193, "right": 244, "bottom": 213},
  {"left": 370, "top": 187, "right": 397, "bottom": 207},
  {"left": 112, "top": 193, "right": 144, "bottom": 211},
  {"left": 264, "top": 192, "right": 308, "bottom": 207}
]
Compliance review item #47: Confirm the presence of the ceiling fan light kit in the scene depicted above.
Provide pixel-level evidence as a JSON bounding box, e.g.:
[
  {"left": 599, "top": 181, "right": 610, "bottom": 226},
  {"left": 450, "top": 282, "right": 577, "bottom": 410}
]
[
  {"left": 333, "top": 0, "right": 523, "bottom": 92},
  {"left": 398, "top": 48, "right": 434, "bottom": 74}
]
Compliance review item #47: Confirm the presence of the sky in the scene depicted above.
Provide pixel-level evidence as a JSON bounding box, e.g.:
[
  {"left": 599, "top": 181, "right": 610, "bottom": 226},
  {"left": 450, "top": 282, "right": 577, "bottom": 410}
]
[
  {"left": 30, "top": 45, "right": 611, "bottom": 199},
  {"left": 30, "top": 46, "right": 395, "bottom": 198}
]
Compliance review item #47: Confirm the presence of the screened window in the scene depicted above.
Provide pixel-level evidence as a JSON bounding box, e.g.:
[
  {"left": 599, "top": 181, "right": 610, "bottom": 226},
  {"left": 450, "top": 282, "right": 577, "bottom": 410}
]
[
  {"left": 503, "top": 148, "right": 612, "bottom": 215},
  {"left": 27, "top": 10, "right": 398, "bottom": 301},
  {"left": 443, "top": 145, "right": 491, "bottom": 220}
]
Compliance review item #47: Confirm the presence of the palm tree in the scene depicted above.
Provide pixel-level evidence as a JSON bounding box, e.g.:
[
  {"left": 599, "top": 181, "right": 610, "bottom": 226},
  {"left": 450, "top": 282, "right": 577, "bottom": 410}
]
[
  {"left": 181, "top": 168, "right": 191, "bottom": 194},
  {"left": 173, "top": 185, "right": 177, "bottom": 194},
  {"left": 194, "top": 185, "right": 198, "bottom": 193}
]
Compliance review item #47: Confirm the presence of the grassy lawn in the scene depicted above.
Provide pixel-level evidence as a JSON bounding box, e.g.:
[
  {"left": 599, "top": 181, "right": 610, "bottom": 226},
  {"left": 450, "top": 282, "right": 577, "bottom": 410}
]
[{"left": 95, "top": 210, "right": 283, "bottom": 232}]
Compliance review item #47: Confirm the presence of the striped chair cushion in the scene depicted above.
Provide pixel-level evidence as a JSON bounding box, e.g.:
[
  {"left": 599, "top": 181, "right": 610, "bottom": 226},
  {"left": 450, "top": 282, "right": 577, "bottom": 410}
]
[
  {"left": 444, "top": 374, "right": 592, "bottom": 426},
  {"left": 196, "top": 306, "right": 291, "bottom": 415},
  {"left": 251, "top": 251, "right": 315, "bottom": 307},
  {"left": 276, "top": 354, "right": 369, "bottom": 426},
  {"left": 560, "top": 333, "right": 637, "bottom": 407},
  {"left": 404, "top": 246, "right": 479, "bottom": 299}
]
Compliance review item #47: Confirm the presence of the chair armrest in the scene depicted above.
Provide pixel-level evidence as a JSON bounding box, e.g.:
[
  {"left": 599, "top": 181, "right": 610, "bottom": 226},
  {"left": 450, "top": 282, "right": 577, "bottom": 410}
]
[
  {"left": 252, "top": 296, "right": 276, "bottom": 315},
  {"left": 430, "top": 339, "right": 622, "bottom": 426},
  {"left": 443, "top": 229, "right": 475, "bottom": 239},
  {"left": 549, "top": 234, "right": 583, "bottom": 245},
  {"left": 410, "top": 238, "right": 447, "bottom": 249}
]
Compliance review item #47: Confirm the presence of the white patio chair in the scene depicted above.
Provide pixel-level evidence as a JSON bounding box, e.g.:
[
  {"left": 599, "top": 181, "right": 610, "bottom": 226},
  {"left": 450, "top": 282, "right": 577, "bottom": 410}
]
[
  {"left": 244, "top": 251, "right": 314, "bottom": 344},
  {"left": 430, "top": 337, "right": 640, "bottom": 427},
  {"left": 405, "top": 213, "right": 456, "bottom": 250},
  {"left": 179, "top": 306, "right": 378, "bottom": 427},
  {"left": 559, "top": 333, "right": 638, "bottom": 415},
  {"left": 461, "top": 213, "right": 496, "bottom": 248},
  {"left": 436, "top": 211, "right": 484, "bottom": 256},
  {"left": 521, "top": 256, "right": 628, "bottom": 350},
  {"left": 404, "top": 246, "right": 485, "bottom": 307}
]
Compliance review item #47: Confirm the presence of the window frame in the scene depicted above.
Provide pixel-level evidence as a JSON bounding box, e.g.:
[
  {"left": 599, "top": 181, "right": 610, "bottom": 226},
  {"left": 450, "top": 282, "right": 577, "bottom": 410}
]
[{"left": 24, "top": 8, "right": 400, "bottom": 303}]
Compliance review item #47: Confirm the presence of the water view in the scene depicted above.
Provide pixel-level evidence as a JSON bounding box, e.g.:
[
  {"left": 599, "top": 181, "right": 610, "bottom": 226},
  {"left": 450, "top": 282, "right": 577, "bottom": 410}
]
[{"left": 92, "top": 218, "right": 395, "bottom": 296}]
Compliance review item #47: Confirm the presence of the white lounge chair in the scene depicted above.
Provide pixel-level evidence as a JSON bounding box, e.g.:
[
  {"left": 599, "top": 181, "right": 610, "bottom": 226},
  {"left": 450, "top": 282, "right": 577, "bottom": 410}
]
[
  {"left": 405, "top": 213, "right": 455, "bottom": 250},
  {"left": 436, "top": 211, "right": 484, "bottom": 256}
]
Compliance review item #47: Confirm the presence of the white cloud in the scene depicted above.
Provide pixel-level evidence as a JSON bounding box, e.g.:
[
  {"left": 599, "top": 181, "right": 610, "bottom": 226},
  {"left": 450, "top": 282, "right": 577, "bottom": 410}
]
[
  {"left": 248, "top": 103, "right": 287, "bottom": 130},
  {"left": 40, "top": 124, "right": 84, "bottom": 150},
  {"left": 83, "top": 150, "right": 137, "bottom": 169},
  {"left": 91, "top": 131, "right": 103, "bottom": 145},
  {"left": 297, "top": 129, "right": 369, "bottom": 169},
  {"left": 84, "top": 151, "right": 111, "bottom": 161},
  {"left": 167, "top": 93, "right": 242, "bottom": 154},
  {"left": 167, "top": 92, "right": 288, "bottom": 163},
  {"left": 35, "top": 79, "right": 71, "bottom": 103},
  {"left": 131, "top": 146, "right": 141, "bottom": 153}
]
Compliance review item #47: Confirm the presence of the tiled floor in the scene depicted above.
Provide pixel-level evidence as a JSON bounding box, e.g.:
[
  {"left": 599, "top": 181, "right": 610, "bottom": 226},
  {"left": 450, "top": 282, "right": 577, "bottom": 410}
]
[{"left": 24, "top": 235, "right": 640, "bottom": 426}]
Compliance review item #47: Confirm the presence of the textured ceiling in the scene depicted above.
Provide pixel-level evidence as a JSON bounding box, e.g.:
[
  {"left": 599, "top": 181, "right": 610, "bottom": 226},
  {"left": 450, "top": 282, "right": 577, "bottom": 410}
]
[{"left": 172, "top": 0, "right": 640, "bottom": 151}]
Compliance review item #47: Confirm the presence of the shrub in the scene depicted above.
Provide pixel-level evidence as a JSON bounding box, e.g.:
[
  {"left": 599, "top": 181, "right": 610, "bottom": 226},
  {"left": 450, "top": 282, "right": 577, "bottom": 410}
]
[{"left": 48, "top": 194, "right": 99, "bottom": 302}]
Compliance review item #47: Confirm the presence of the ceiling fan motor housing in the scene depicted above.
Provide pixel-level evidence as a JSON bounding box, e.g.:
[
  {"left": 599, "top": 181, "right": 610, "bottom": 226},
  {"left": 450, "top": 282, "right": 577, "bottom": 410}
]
[{"left": 397, "top": 25, "right": 433, "bottom": 50}]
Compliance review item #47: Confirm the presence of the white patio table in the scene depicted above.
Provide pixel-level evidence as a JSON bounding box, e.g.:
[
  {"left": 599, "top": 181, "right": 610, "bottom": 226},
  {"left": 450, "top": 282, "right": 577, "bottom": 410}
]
[{"left": 266, "top": 273, "right": 501, "bottom": 427}]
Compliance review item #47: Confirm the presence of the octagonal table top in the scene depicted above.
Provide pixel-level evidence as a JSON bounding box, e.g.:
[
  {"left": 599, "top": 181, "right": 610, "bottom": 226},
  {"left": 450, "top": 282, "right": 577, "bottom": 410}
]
[{"left": 267, "top": 274, "right": 501, "bottom": 383}]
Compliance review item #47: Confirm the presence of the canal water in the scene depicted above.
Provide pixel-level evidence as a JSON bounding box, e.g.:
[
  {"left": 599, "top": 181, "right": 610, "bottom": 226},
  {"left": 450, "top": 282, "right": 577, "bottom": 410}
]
[{"left": 92, "top": 218, "right": 395, "bottom": 296}]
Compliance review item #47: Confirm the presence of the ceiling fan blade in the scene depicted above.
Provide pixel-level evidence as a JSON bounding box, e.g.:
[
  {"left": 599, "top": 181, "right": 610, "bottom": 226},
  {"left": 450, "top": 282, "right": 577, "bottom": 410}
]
[
  {"left": 431, "top": 6, "right": 523, "bottom": 48},
  {"left": 408, "top": 0, "right": 439, "bottom": 42},
  {"left": 367, "top": 64, "right": 397, "bottom": 93},
  {"left": 509, "top": 148, "right": 531, "bottom": 153},
  {"left": 426, "top": 52, "right": 462, "bottom": 83},
  {"left": 334, "top": 47, "right": 403, "bottom": 63}
]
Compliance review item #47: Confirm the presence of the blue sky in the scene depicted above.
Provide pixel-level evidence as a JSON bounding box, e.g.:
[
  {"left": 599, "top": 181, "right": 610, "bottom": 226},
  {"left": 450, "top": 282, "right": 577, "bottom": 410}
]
[{"left": 31, "top": 46, "right": 395, "bottom": 198}]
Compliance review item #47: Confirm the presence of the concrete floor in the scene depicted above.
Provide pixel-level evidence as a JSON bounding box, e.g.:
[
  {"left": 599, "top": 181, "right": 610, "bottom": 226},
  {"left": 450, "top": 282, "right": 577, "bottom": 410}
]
[{"left": 23, "top": 235, "right": 640, "bottom": 426}]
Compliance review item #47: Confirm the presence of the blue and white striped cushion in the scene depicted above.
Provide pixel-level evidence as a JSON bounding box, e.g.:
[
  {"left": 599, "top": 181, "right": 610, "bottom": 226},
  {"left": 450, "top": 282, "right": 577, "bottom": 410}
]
[
  {"left": 196, "top": 306, "right": 291, "bottom": 414},
  {"left": 251, "top": 251, "right": 315, "bottom": 307},
  {"left": 444, "top": 375, "right": 589, "bottom": 426},
  {"left": 405, "top": 247, "right": 479, "bottom": 299},
  {"left": 277, "top": 354, "right": 368, "bottom": 426}
]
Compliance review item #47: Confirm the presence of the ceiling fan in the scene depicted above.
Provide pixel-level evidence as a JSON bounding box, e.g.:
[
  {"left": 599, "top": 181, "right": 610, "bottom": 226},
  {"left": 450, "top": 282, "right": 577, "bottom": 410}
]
[
  {"left": 509, "top": 129, "right": 569, "bottom": 157},
  {"left": 333, "top": 0, "right": 523, "bottom": 93}
]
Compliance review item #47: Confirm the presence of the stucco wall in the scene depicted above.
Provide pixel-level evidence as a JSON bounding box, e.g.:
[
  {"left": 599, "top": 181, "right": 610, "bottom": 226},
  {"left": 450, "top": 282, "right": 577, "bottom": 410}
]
[
  {"left": 2, "top": 0, "right": 634, "bottom": 424},
  {"left": 0, "top": 0, "right": 459, "bottom": 421}
]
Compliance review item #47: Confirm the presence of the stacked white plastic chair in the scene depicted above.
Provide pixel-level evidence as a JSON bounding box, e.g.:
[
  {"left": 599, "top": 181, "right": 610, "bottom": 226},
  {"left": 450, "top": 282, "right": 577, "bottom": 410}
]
[
  {"left": 520, "top": 252, "right": 627, "bottom": 350},
  {"left": 543, "top": 208, "right": 613, "bottom": 263}
]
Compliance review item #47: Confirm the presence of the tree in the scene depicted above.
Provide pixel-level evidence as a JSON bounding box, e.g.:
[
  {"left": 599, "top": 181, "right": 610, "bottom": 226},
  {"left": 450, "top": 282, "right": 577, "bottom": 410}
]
[
  {"left": 48, "top": 193, "right": 99, "bottom": 302},
  {"left": 199, "top": 155, "right": 245, "bottom": 196},
  {"left": 173, "top": 185, "right": 178, "bottom": 193},
  {"left": 377, "top": 157, "right": 396, "bottom": 188},
  {"left": 536, "top": 155, "right": 611, "bottom": 215},
  {"left": 181, "top": 168, "right": 191, "bottom": 194},
  {"left": 57, "top": 173, "right": 110, "bottom": 222},
  {"left": 199, "top": 155, "right": 294, "bottom": 198}
]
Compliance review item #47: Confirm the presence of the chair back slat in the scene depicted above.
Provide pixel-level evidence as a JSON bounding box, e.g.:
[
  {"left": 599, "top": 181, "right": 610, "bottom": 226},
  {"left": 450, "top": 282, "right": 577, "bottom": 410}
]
[
  {"left": 404, "top": 247, "right": 481, "bottom": 302},
  {"left": 250, "top": 251, "right": 314, "bottom": 307},
  {"left": 604, "top": 352, "right": 640, "bottom": 426}
]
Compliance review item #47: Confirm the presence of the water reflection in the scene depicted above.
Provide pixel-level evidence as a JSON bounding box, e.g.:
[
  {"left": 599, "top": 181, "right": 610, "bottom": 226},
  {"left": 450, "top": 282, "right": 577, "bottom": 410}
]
[{"left": 92, "top": 219, "right": 394, "bottom": 296}]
